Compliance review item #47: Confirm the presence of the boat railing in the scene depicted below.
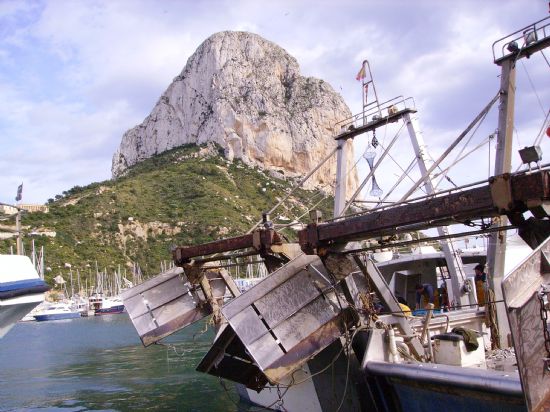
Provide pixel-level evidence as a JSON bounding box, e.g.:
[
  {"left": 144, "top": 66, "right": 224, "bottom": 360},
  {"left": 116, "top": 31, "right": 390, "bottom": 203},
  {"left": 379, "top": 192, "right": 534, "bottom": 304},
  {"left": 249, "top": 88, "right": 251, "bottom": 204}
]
[
  {"left": 492, "top": 15, "right": 550, "bottom": 63},
  {"left": 334, "top": 95, "right": 416, "bottom": 135}
]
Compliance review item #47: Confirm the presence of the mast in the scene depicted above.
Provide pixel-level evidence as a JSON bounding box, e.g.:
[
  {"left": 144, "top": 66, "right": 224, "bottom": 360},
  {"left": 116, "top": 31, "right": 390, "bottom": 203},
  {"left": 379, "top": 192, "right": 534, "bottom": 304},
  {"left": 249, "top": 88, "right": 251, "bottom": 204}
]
[
  {"left": 335, "top": 61, "right": 470, "bottom": 307},
  {"left": 488, "top": 17, "right": 550, "bottom": 348},
  {"left": 404, "top": 112, "right": 468, "bottom": 307},
  {"left": 333, "top": 138, "right": 350, "bottom": 218},
  {"left": 15, "top": 209, "right": 22, "bottom": 255}
]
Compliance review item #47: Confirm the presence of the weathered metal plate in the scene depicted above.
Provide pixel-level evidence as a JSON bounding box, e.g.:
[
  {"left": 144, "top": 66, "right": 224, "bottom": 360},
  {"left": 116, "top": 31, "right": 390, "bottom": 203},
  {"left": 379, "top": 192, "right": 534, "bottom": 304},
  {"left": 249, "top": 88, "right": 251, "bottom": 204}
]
[
  {"left": 502, "top": 236, "right": 550, "bottom": 412},
  {"left": 219, "top": 253, "right": 353, "bottom": 384},
  {"left": 196, "top": 324, "right": 269, "bottom": 391},
  {"left": 121, "top": 267, "right": 212, "bottom": 346}
]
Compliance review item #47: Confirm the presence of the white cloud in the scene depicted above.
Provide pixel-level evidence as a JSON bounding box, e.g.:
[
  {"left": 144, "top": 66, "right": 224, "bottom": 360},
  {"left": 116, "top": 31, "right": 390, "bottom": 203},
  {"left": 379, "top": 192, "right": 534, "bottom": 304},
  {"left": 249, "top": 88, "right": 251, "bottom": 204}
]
[{"left": 0, "top": 0, "right": 547, "bottom": 205}]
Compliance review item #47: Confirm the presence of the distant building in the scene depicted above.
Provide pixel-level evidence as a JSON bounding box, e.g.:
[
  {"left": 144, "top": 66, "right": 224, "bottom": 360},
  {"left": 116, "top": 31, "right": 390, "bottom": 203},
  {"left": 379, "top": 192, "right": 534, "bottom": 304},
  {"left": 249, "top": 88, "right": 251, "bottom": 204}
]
[
  {"left": 0, "top": 204, "right": 49, "bottom": 215},
  {"left": 0, "top": 205, "right": 17, "bottom": 215}
]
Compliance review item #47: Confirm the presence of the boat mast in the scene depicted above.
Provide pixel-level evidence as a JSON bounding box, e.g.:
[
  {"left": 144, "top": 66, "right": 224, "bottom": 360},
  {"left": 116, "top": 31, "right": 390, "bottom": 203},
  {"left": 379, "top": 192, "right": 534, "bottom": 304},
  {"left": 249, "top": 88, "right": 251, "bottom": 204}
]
[
  {"left": 488, "top": 17, "right": 550, "bottom": 348},
  {"left": 404, "top": 112, "right": 468, "bottom": 307},
  {"left": 334, "top": 61, "right": 468, "bottom": 305},
  {"left": 15, "top": 209, "right": 22, "bottom": 255},
  {"left": 334, "top": 138, "right": 349, "bottom": 218}
]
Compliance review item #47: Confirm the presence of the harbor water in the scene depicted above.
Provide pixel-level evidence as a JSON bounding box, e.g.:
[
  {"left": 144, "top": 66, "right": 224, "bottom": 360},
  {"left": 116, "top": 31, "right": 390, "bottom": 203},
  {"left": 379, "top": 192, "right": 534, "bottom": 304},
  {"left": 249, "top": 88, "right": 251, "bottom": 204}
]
[{"left": 0, "top": 315, "right": 247, "bottom": 411}]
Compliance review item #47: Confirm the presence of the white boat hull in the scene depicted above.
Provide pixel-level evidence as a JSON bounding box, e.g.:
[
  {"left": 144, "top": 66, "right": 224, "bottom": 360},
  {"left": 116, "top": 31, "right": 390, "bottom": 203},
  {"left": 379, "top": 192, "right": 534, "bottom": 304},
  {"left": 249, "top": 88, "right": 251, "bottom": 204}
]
[
  {"left": 0, "top": 293, "right": 44, "bottom": 337},
  {"left": 0, "top": 255, "right": 49, "bottom": 337}
]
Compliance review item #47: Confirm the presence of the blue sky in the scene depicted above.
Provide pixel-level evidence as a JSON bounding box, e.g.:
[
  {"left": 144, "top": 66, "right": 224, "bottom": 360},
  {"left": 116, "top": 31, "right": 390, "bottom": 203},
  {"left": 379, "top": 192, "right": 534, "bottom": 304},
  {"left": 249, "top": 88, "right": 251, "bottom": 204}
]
[{"left": 0, "top": 0, "right": 548, "bottom": 204}]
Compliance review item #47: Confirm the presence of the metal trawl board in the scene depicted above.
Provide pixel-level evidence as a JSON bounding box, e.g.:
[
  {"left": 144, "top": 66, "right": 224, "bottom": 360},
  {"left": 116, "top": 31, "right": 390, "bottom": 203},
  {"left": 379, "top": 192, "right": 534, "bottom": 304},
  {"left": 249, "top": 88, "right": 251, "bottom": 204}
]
[
  {"left": 122, "top": 267, "right": 212, "bottom": 346},
  {"left": 219, "top": 253, "right": 353, "bottom": 384},
  {"left": 196, "top": 324, "right": 269, "bottom": 391},
  {"left": 502, "top": 236, "right": 550, "bottom": 412}
]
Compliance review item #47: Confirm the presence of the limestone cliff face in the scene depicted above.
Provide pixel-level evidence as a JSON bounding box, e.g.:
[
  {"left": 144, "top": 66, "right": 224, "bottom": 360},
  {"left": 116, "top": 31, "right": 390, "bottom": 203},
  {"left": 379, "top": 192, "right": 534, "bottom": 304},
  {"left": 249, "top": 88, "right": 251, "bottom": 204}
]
[{"left": 112, "top": 31, "right": 357, "bottom": 194}]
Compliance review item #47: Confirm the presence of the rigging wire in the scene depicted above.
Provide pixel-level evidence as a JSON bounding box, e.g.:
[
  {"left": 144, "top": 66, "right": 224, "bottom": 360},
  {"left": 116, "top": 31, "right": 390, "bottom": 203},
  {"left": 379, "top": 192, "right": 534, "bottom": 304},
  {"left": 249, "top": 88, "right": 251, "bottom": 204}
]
[
  {"left": 247, "top": 146, "right": 337, "bottom": 233},
  {"left": 433, "top": 137, "right": 490, "bottom": 190},
  {"left": 376, "top": 157, "right": 418, "bottom": 207},
  {"left": 435, "top": 103, "right": 491, "bottom": 186},
  {"left": 534, "top": 108, "right": 550, "bottom": 147},
  {"left": 398, "top": 91, "right": 500, "bottom": 202},
  {"left": 432, "top": 108, "right": 493, "bottom": 191},
  {"left": 342, "top": 121, "right": 407, "bottom": 214},
  {"left": 383, "top": 145, "right": 428, "bottom": 195},
  {"left": 520, "top": 59, "right": 547, "bottom": 118}
]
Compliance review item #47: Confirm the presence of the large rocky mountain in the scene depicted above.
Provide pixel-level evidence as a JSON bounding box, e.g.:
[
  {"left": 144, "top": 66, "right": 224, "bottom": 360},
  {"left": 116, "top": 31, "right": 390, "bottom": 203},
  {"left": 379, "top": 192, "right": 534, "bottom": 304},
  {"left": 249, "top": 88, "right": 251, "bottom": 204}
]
[{"left": 112, "top": 31, "right": 357, "bottom": 193}]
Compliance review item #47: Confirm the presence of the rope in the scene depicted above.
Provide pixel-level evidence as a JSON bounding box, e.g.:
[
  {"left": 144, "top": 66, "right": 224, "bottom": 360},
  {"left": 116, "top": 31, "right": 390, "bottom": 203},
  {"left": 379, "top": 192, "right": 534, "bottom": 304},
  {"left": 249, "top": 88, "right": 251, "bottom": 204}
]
[{"left": 485, "top": 288, "right": 500, "bottom": 350}]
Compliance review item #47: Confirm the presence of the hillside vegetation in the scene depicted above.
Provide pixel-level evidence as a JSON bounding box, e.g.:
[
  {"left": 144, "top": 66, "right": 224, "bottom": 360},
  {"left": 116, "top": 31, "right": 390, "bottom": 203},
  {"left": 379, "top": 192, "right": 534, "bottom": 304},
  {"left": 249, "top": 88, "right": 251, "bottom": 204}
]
[{"left": 1, "top": 145, "right": 334, "bottom": 287}]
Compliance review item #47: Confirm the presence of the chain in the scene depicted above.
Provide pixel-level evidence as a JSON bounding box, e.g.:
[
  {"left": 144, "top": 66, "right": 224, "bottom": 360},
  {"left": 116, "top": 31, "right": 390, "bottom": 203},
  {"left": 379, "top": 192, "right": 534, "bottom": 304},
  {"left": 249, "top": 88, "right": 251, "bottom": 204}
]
[
  {"left": 276, "top": 384, "right": 287, "bottom": 411},
  {"left": 538, "top": 284, "right": 550, "bottom": 371}
]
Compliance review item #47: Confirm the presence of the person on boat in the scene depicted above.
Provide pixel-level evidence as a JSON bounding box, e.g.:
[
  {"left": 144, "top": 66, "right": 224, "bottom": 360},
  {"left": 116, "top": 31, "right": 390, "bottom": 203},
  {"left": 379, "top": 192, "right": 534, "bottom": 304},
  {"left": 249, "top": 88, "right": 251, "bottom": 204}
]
[
  {"left": 415, "top": 283, "right": 435, "bottom": 310},
  {"left": 393, "top": 292, "right": 412, "bottom": 316},
  {"left": 474, "top": 264, "right": 487, "bottom": 307},
  {"left": 396, "top": 293, "right": 408, "bottom": 306},
  {"left": 437, "top": 282, "right": 450, "bottom": 312}
]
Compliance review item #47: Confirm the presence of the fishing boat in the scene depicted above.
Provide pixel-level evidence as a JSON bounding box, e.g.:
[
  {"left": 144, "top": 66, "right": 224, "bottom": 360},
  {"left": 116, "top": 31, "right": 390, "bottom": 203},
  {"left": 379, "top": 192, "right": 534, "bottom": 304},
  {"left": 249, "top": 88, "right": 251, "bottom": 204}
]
[
  {"left": 0, "top": 254, "right": 49, "bottom": 336},
  {"left": 122, "top": 17, "right": 550, "bottom": 412},
  {"left": 94, "top": 295, "right": 124, "bottom": 315},
  {"left": 33, "top": 302, "right": 80, "bottom": 322}
]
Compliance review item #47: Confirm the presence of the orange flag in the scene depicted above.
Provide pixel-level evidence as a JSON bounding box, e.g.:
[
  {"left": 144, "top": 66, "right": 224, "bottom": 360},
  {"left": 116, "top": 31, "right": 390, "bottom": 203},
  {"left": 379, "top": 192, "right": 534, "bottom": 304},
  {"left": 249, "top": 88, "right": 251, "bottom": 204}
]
[{"left": 356, "top": 60, "right": 367, "bottom": 81}]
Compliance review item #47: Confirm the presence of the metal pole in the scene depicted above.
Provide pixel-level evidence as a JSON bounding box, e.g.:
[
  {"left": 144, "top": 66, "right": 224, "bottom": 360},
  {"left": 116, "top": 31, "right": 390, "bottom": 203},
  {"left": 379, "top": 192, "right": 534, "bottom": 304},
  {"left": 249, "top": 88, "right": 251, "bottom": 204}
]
[
  {"left": 15, "top": 209, "right": 22, "bottom": 255},
  {"left": 334, "top": 139, "right": 349, "bottom": 218},
  {"left": 404, "top": 112, "right": 468, "bottom": 308},
  {"left": 487, "top": 58, "right": 516, "bottom": 348}
]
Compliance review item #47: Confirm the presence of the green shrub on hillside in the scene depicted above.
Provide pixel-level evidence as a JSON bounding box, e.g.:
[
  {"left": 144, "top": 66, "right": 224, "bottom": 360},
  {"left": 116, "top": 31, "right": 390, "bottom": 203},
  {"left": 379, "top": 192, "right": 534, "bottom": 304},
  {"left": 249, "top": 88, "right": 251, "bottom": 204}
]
[{"left": 0, "top": 145, "right": 334, "bottom": 287}]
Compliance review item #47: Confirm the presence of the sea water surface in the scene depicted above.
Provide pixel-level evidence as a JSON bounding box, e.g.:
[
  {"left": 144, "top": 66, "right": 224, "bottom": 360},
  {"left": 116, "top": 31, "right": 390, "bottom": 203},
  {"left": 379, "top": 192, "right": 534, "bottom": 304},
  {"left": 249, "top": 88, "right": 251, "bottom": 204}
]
[{"left": 0, "top": 315, "right": 247, "bottom": 411}]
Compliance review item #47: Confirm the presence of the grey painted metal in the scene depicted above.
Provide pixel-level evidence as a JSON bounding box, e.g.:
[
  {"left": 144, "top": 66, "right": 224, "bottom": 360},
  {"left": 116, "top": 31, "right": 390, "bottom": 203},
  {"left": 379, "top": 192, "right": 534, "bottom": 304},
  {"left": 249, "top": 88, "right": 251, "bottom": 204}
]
[
  {"left": 333, "top": 138, "right": 348, "bottom": 218},
  {"left": 404, "top": 112, "right": 468, "bottom": 308},
  {"left": 122, "top": 266, "right": 235, "bottom": 347},
  {"left": 364, "top": 361, "right": 523, "bottom": 396},
  {"left": 352, "top": 254, "right": 424, "bottom": 358},
  {"left": 220, "top": 253, "right": 353, "bottom": 384},
  {"left": 502, "top": 236, "right": 550, "bottom": 411},
  {"left": 488, "top": 56, "right": 517, "bottom": 349},
  {"left": 121, "top": 267, "right": 212, "bottom": 346}
]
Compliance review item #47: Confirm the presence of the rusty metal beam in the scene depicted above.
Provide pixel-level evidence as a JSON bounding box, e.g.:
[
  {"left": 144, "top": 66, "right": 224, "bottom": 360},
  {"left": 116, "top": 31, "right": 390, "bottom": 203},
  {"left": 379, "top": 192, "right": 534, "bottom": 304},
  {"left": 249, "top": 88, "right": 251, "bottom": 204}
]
[
  {"left": 173, "top": 233, "right": 254, "bottom": 265},
  {"left": 172, "top": 171, "right": 550, "bottom": 262},
  {"left": 334, "top": 108, "right": 416, "bottom": 141},
  {"left": 299, "top": 170, "right": 550, "bottom": 254},
  {"left": 173, "top": 228, "right": 284, "bottom": 265}
]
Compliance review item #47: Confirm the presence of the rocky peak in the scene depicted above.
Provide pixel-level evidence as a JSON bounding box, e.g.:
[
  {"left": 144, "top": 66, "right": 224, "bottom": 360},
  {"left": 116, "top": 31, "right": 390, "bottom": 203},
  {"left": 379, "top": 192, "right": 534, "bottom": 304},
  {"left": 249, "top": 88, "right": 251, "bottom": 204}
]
[{"left": 112, "top": 31, "right": 357, "bottom": 194}]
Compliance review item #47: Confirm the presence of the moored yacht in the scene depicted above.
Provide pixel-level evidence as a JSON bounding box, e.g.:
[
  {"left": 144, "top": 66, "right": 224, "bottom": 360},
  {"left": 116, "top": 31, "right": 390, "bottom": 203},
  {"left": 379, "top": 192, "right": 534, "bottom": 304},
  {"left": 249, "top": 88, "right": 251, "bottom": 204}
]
[{"left": 33, "top": 302, "right": 80, "bottom": 321}]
